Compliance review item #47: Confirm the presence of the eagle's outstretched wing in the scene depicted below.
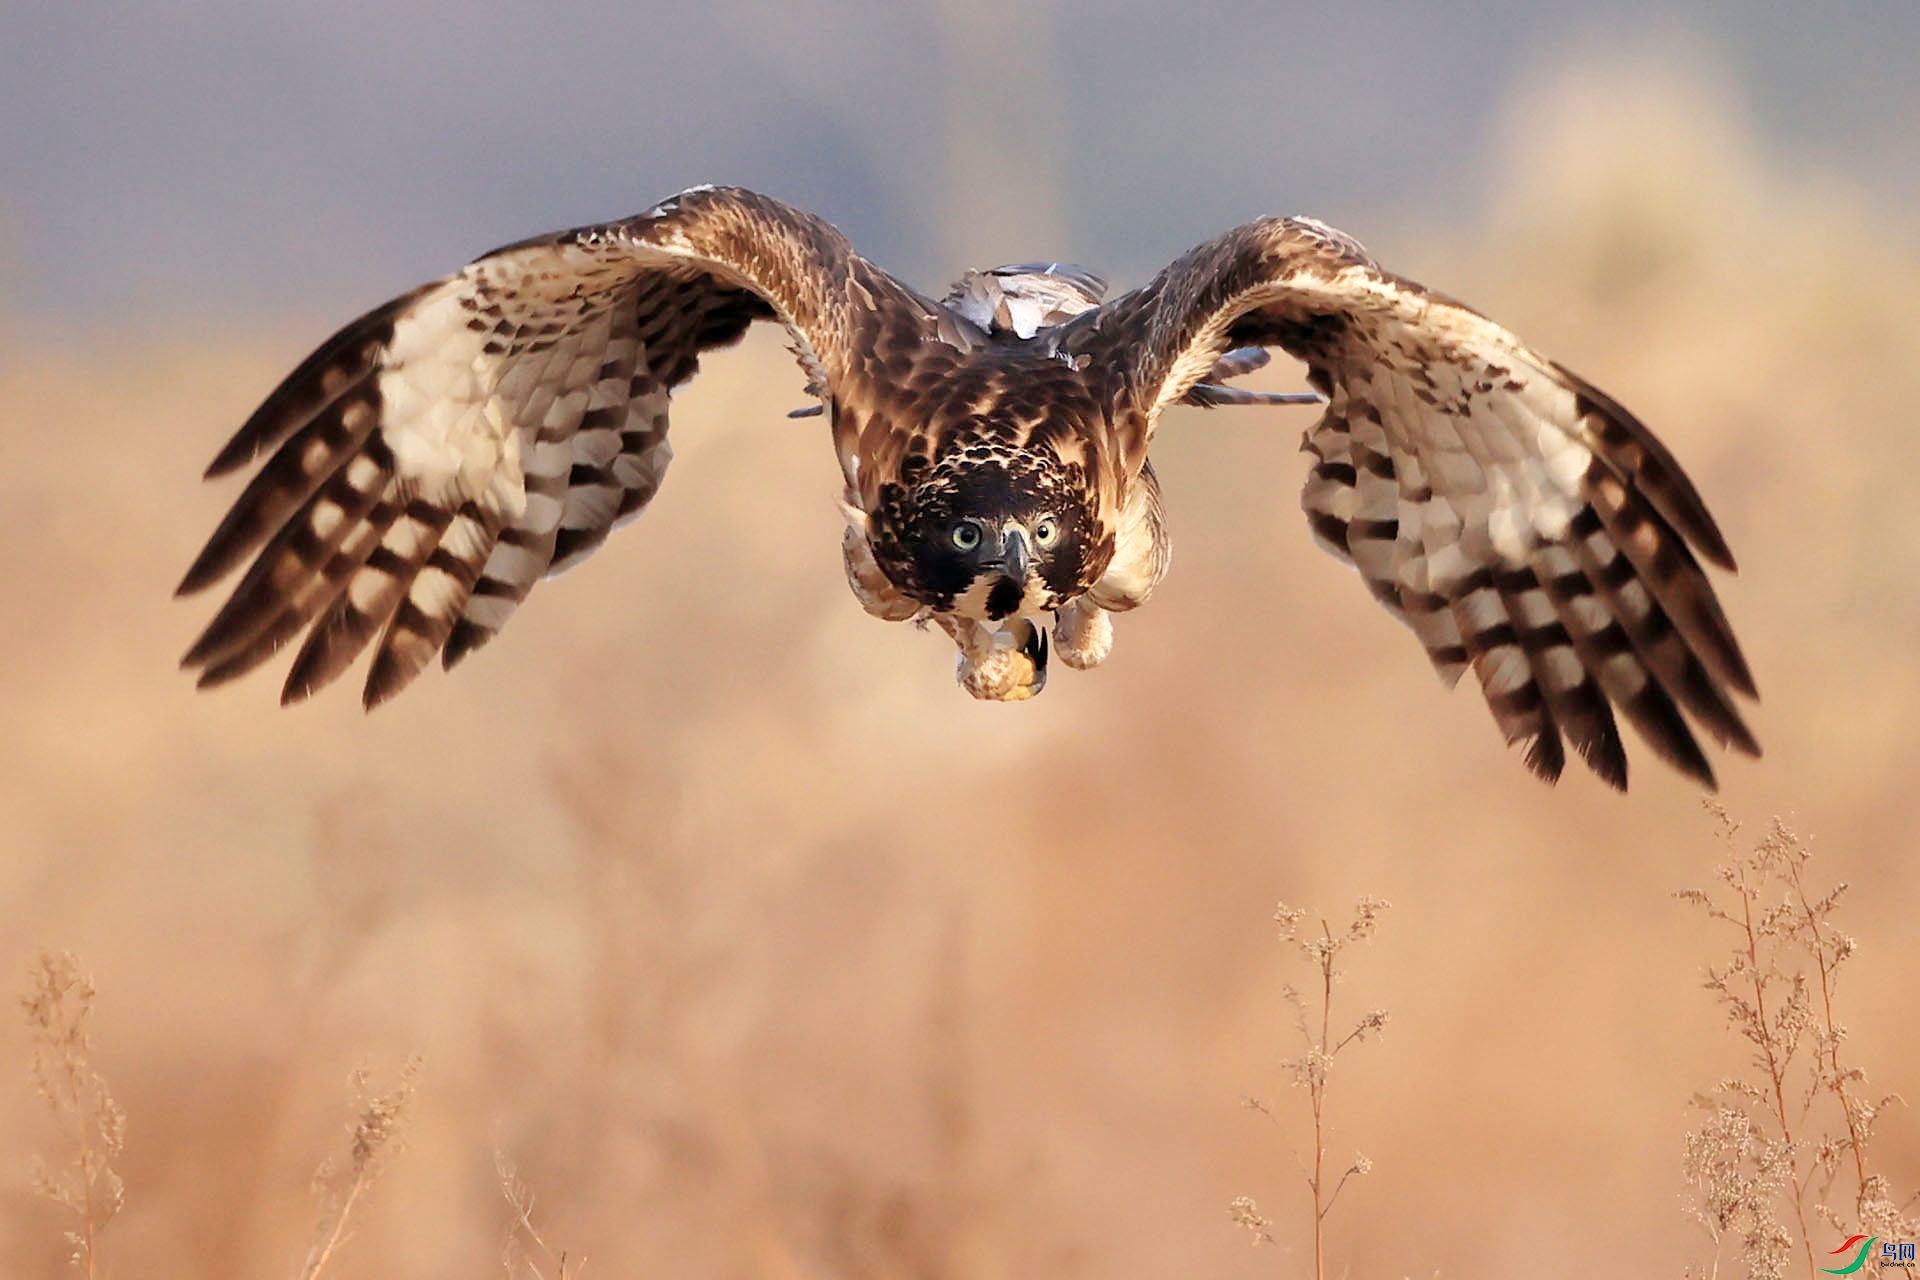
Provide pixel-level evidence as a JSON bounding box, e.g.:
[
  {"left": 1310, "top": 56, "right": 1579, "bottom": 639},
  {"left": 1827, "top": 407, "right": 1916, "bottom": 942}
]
[
  {"left": 1060, "top": 217, "right": 1758, "bottom": 790},
  {"left": 179, "top": 186, "right": 929, "bottom": 707}
]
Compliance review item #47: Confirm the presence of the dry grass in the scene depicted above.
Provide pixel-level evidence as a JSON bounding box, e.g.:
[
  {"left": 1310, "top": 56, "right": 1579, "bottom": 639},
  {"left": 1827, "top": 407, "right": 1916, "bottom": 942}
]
[
  {"left": 497, "top": 1150, "right": 578, "bottom": 1280},
  {"left": 2, "top": 54, "right": 1918, "bottom": 1279},
  {"left": 21, "top": 953, "right": 124, "bottom": 1278},
  {"left": 1678, "top": 807, "right": 1919, "bottom": 1279},
  {"left": 1235, "top": 899, "right": 1390, "bottom": 1278},
  {"left": 298, "top": 1057, "right": 420, "bottom": 1280}
]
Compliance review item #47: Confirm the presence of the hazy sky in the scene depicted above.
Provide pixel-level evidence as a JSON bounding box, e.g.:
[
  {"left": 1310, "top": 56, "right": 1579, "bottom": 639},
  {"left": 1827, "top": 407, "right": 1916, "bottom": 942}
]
[{"left": 5, "top": 1, "right": 1915, "bottom": 328}]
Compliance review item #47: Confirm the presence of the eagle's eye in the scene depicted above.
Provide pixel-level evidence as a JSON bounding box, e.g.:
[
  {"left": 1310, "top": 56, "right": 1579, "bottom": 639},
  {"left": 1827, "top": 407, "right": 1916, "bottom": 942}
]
[
  {"left": 950, "top": 521, "right": 983, "bottom": 551},
  {"left": 1032, "top": 516, "right": 1059, "bottom": 548}
]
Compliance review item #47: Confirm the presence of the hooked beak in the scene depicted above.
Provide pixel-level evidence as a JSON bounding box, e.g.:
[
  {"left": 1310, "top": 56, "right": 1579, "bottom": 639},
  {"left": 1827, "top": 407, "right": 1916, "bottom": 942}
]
[
  {"left": 981, "top": 527, "right": 1032, "bottom": 622},
  {"left": 1000, "top": 527, "right": 1031, "bottom": 586}
]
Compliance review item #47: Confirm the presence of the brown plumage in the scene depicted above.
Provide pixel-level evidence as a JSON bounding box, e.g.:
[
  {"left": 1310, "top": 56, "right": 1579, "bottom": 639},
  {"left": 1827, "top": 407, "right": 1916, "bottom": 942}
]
[{"left": 180, "top": 186, "right": 1758, "bottom": 789}]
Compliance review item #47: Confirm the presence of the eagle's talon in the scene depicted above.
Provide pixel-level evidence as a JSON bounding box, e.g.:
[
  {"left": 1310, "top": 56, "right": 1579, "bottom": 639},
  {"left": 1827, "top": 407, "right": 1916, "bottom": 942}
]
[
  {"left": 956, "top": 619, "right": 1048, "bottom": 701},
  {"left": 1018, "top": 617, "right": 1049, "bottom": 692},
  {"left": 1053, "top": 599, "right": 1112, "bottom": 670}
]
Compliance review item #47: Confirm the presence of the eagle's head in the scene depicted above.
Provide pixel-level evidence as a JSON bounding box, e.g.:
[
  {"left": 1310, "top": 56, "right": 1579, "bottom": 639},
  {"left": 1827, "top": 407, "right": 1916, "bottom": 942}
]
[{"left": 903, "top": 447, "right": 1094, "bottom": 620}]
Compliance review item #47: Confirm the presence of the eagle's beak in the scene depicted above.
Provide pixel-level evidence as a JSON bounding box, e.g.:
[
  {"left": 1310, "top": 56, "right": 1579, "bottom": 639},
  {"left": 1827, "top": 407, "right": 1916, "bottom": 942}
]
[{"left": 1001, "top": 527, "right": 1031, "bottom": 586}]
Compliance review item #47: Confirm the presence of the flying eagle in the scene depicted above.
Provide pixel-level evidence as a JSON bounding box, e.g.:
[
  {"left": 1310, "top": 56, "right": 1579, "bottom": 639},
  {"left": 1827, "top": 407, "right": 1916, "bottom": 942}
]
[{"left": 178, "top": 185, "right": 1759, "bottom": 790}]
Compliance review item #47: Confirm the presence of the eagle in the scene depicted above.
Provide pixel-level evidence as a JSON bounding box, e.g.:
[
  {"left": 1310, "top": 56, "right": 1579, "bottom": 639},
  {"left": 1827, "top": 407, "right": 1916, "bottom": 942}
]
[{"left": 178, "top": 185, "right": 1759, "bottom": 790}]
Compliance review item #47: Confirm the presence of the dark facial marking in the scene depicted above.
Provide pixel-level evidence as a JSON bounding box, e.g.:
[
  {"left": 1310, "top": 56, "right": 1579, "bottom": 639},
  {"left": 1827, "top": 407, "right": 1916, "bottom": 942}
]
[{"left": 985, "top": 577, "right": 1024, "bottom": 620}]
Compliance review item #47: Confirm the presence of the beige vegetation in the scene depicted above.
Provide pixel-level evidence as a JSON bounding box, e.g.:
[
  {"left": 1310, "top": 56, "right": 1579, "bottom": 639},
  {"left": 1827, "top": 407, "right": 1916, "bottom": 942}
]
[
  {"left": 3, "top": 62, "right": 1918, "bottom": 1278},
  {"left": 1676, "top": 808, "right": 1917, "bottom": 1279}
]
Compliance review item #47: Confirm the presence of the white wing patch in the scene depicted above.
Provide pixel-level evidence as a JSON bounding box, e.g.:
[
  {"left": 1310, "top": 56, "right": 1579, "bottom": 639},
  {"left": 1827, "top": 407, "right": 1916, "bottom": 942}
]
[
  {"left": 377, "top": 277, "right": 527, "bottom": 516},
  {"left": 1294, "top": 276, "right": 1755, "bottom": 788},
  {"left": 181, "top": 224, "right": 765, "bottom": 706}
]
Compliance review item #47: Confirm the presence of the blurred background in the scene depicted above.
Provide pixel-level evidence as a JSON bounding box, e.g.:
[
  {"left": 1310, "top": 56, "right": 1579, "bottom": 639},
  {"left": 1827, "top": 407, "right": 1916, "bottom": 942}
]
[{"left": 3, "top": 2, "right": 1918, "bottom": 1276}]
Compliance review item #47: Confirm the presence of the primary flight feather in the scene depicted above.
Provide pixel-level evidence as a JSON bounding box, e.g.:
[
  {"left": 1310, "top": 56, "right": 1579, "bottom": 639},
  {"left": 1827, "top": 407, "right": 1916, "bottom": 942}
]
[{"left": 179, "top": 185, "right": 1758, "bottom": 790}]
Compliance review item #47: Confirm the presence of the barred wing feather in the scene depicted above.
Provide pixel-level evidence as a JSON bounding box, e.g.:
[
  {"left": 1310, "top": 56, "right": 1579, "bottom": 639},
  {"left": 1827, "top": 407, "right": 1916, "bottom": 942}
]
[
  {"left": 177, "top": 188, "right": 879, "bottom": 708},
  {"left": 1084, "top": 216, "right": 1758, "bottom": 789}
]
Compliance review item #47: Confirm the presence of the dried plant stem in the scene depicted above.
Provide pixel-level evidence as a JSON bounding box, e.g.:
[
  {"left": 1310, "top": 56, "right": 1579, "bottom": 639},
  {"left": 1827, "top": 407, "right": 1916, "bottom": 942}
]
[
  {"left": 1731, "top": 855, "right": 1816, "bottom": 1278},
  {"left": 1235, "top": 897, "right": 1389, "bottom": 1280},
  {"left": 301, "top": 1168, "right": 370, "bottom": 1280},
  {"left": 1307, "top": 922, "right": 1370, "bottom": 1277},
  {"left": 497, "top": 1149, "right": 578, "bottom": 1280},
  {"left": 1311, "top": 925, "right": 1330, "bottom": 1280},
  {"left": 21, "top": 952, "right": 125, "bottom": 1279},
  {"left": 1792, "top": 870, "right": 1871, "bottom": 1209},
  {"left": 1679, "top": 804, "right": 1918, "bottom": 1280},
  {"left": 298, "top": 1056, "right": 421, "bottom": 1280}
]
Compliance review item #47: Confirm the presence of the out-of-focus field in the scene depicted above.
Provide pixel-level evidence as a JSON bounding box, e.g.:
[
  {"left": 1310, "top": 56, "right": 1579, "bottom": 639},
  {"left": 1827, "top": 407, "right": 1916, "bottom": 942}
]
[{"left": 2, "top": 70, "right": 1916, "bottom": 1278}]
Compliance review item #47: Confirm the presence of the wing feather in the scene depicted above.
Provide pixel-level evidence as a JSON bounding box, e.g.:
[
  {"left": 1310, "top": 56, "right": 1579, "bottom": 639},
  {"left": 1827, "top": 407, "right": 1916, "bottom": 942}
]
[
  {"left": 363, "top": 503, "right": 500, "bottom": 707},
  {"left": 1072, "top": 216, "right": 1756, "bottom": 789},
  {"left": 182, "top": 187, "right": 922, "bottom": 705},
  {"left": 177, "top": 372, "right": 385, "bottom": 596},
  {"left": 280, "top": 498, "right": 453, "bottom": 702},
  {"left": 183, "top": 431, "right": 395, "bottom": 676}
]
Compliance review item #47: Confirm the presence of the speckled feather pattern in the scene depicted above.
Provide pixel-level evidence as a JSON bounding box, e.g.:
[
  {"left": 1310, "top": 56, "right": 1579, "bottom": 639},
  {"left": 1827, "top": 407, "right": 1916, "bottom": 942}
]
[{"left": 181, "top": 187, "right": 1756, "bottom": 789}]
